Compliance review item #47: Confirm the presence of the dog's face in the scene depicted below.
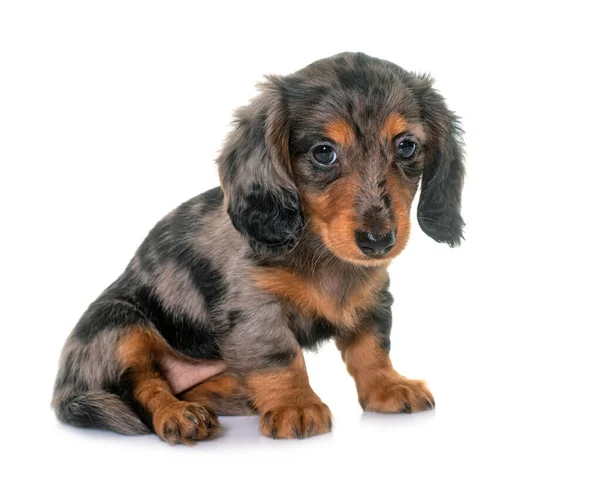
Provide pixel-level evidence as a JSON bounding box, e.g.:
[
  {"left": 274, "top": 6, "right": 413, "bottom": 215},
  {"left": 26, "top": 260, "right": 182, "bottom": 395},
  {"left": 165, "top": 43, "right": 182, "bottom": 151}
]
[
  {"left": 218, "top": 53, "right": 465, "bottom": 264},
  {"left": 287, "top": 63, "right": 431, "bottom": 266}
]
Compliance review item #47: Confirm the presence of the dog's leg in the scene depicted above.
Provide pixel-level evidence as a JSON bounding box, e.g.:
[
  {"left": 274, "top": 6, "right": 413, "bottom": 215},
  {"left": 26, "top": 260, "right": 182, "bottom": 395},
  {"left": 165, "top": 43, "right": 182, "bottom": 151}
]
[
  {"left": 118, "top": 326, "right": 220, "bottom": 444},
  {"left": 179, "top": 374, "right": 255, "bottom": 416},
  {"left": 337, "top": 331, "right": 435, "bottom": 413},
  {"left": 245, "top": 351, "right": 332, "bottom": 439}
]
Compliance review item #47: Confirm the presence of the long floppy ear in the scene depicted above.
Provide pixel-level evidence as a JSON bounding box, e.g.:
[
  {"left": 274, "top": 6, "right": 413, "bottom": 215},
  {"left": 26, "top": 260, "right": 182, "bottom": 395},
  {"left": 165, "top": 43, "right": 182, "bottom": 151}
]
[
  {"left": 217, "top": 76, "right": 303, "bottom": 254},
  {"left": 414, "top": 75, "right": 466, "bottom": 247}
]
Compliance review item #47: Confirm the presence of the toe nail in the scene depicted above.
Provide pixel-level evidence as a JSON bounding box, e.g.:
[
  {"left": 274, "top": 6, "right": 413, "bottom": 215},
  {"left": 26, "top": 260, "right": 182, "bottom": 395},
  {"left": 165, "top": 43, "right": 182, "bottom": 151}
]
[
  {"left": 359, "top": 399, "right": 366, "bottom": 410},
  {"left": 271, "top": 429, "right": 277, "bottom": 439},
  {"left": 295, "top": 429, "right": 302, "bottom": 439},
  {"left": 184, "top": 413, "right": 199, "bottom": 425},
  {"left": 404, "top": 402, "right": 411, "bottom": 413},
  {"left": 328, "top": 419, "right": 333, "bottom": 431},
  {"left": 425, "top": 400, "right": 432, "bottom": 408}
]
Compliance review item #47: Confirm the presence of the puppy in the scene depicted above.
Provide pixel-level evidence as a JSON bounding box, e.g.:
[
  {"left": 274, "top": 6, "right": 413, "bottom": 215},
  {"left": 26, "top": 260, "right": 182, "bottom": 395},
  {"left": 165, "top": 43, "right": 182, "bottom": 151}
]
[{"left": 52, "top": 52, "right": 465, "bottom": 443}]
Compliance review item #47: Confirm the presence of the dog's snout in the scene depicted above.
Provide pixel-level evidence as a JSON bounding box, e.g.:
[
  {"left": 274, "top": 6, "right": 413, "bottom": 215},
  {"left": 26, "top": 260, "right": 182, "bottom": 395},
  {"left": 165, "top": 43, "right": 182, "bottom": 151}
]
[{"left": 355, "top": 231, "right": 396, "bottom": 256}]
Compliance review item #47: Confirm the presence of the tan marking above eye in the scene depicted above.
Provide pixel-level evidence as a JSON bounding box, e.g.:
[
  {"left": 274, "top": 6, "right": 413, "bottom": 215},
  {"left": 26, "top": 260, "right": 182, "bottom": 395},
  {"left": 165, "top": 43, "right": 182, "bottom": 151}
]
[
  {"left": 325, "top": 119, "right": 354, "bottom": 147},
  {"left": 382, "top": 113, "right": 408, "bottom": 142}
]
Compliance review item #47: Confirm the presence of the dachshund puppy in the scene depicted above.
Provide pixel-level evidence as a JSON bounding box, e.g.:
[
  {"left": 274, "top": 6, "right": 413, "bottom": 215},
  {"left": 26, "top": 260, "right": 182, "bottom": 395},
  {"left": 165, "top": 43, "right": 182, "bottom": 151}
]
[{"left": 52, "top": 52, "right": 465, "bottom": 443}]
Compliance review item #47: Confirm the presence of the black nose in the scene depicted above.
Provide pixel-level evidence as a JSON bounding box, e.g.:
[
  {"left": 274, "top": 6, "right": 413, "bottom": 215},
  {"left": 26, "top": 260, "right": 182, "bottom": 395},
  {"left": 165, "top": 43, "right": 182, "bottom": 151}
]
[{"left": 355, "top": 231, "right": 396, "bottom": 256}]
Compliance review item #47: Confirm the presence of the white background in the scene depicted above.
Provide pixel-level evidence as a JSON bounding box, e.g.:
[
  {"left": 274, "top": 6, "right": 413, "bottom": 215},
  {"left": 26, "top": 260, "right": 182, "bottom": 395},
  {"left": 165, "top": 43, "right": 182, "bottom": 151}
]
[{"left": 1, "top": 1, "right": 599, "bottom": 483}]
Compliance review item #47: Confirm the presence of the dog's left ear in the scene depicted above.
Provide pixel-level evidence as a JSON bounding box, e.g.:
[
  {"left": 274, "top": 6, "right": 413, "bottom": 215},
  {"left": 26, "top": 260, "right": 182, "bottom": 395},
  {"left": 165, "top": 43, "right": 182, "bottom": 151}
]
[
  {"left": 217, "top": 76, "right": 303, "bottom": 254},
  {"left": 413, "top": 75, "right": 466, "bottom": 247}
]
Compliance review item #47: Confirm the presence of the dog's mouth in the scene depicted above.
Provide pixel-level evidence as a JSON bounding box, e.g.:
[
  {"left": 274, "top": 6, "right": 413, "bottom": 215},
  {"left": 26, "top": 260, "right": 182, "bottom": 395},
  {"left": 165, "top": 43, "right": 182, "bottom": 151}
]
[{"left": 351, "top": 249, "right": 398, "bottom": 267}]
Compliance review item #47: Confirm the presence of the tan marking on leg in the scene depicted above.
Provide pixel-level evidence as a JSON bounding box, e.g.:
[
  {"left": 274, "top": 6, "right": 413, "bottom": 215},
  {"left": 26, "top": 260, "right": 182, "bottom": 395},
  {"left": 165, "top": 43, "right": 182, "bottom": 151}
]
[
  {"left": 117, "top": 327, "right": 219, "bottom": 444},
  {"left": 246, "top": 353, "right": 332, "bottom": 439},
  {"left": 338, "top": 331, "right": 435, "bottom": 413}
]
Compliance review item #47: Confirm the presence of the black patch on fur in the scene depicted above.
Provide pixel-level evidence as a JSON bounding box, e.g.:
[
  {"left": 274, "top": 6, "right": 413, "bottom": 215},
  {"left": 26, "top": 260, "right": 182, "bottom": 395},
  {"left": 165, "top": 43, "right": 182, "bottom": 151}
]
[
  {"left": 141, "top": 212, "right": 229, "bottom": 313},
  {"left": 132, "top": 286, "right": 222, "bottom": 360},
  {"left": 293, "top": 317, "right": 338, "bottom": 351},
  {"left": 71, "top": 299, "right": 147, "bottom": 343},
  {"left": 184, "top": 254, "right": 227, "bottom": 313},
  {"left": 228, "top": 184, "right": 304, "bottom": 252},
  {"left": 370, "top": 287, "right": 394, "bottom": 352}
]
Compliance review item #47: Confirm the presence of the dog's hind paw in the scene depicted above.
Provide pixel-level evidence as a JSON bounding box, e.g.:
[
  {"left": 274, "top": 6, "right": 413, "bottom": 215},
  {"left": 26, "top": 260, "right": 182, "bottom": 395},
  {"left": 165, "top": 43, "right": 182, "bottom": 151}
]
[{"left": 153, "top": 402, "right": 219, "bottom": 445}]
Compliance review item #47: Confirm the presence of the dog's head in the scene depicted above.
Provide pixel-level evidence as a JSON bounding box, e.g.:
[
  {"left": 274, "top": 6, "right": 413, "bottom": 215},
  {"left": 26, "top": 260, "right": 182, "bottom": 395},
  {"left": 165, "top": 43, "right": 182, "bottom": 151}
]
[{"left": 218, "top": 52, "right": 465, "bottom": 265}]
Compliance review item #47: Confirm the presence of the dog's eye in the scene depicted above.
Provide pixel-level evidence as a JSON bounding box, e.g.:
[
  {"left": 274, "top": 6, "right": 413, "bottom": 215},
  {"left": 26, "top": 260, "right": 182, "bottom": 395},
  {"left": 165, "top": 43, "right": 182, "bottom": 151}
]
[
  {"left": 396, "top": 139, "right": 417, "bottom": 159},
  {"left": 311, "top": 145, "right": 337, "bottom": 165}
]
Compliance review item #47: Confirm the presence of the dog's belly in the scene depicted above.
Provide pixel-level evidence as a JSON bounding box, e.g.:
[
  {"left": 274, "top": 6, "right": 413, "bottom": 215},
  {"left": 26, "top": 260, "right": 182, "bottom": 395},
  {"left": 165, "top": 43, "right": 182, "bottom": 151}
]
[{"left": 159, "top": 354, "right": 228, "bottom": 394}]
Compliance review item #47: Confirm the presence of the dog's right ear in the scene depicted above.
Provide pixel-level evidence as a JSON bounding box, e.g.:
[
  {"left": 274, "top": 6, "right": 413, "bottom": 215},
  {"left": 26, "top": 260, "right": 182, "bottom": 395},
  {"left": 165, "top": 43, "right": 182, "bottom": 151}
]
[{"left": 217, "top": 77, "right": 304, "bottom": 254}]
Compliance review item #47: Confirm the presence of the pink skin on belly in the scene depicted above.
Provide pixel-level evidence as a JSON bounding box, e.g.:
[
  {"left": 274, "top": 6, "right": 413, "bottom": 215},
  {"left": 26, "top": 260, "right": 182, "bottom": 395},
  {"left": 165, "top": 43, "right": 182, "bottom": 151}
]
[{"left": 159, "top": 355, "right": 228, "bottom": 394}]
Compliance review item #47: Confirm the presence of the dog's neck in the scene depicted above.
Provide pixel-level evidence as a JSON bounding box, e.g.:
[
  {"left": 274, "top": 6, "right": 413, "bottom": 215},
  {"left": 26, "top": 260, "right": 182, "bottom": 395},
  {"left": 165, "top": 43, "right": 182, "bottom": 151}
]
[{"left": 251, "top": 231, "right": 390, "bottom": 326}]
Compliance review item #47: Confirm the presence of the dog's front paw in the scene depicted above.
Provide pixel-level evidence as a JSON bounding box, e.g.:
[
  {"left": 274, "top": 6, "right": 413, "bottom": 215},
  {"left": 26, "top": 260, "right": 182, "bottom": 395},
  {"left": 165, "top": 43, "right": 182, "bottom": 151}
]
[
  {"left": 153, "top": 401, "right": 219, "bottom": 445},
  {"left": 359, "top": 376, "right": 435, "bottom": 414},
  {"left": 259, "top": 402, "right": 332, "bottom": 439}
]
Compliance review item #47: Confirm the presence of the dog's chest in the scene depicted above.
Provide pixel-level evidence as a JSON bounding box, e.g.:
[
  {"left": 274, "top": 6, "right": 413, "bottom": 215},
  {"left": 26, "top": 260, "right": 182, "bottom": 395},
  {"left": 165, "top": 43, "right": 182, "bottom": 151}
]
[{"left": 253, "top": 266, "right": 387, "bottom": 329}]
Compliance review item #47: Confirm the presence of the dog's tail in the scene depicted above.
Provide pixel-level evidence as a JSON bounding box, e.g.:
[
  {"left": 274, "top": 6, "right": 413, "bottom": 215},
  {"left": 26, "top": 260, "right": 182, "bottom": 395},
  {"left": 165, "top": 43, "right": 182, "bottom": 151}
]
[{"left": 53, "top": 391, "right": 150, "bottom": 436}]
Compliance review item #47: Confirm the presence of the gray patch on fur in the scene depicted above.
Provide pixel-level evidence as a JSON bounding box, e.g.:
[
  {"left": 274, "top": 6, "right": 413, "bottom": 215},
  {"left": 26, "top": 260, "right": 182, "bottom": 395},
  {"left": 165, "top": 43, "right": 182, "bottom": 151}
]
[{"left": 153, "top": 260, "right": 208, "bottom": 321}]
